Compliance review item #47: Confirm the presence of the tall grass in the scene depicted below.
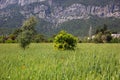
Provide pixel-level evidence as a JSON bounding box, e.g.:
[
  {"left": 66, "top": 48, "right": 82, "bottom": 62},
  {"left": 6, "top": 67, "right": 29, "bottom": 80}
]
[{"left": 0, "top": 43, "right": 120, "bottom": 80}]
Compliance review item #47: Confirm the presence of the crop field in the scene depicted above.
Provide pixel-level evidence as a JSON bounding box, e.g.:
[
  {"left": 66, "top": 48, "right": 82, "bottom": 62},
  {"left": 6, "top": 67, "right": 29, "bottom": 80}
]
[{"left": 0, "top": 43, "right": 120, "bottom": 80}]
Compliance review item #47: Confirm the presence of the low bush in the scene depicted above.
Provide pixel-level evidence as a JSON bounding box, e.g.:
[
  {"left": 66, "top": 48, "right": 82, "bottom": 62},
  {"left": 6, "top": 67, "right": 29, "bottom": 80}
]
[
  {"left": 110, "top": 38, "right": 120, "bottom": 43},
  {"left": 54, "top": 30, "right": 78, "bottom": 50},
  {"left": 5, "top": 39, "right": 17, "bottom": 43}
]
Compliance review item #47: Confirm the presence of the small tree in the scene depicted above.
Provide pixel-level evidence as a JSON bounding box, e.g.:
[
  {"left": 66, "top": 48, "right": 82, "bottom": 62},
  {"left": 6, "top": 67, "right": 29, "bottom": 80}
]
[
  {"left": 18, "top": 16, "right": 37, "bottom": 49},
  {"left": 54, "top": 30, "right": 78, "bottom": 50}
]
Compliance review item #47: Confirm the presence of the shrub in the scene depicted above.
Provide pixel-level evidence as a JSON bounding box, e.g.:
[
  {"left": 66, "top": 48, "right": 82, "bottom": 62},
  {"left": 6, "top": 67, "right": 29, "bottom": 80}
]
[
  {"left": 48, "top": 38, "right": 54, "bottom": 43},
  {"left": 33, "top": 34, "right": 45, "bottom": 43},
  {"left": 54, "top": 30, "right": 78, "bottom": 50},
  {"left": 93, "top": 32, "right": 103, "bottom": 43},
  {"left": 9, "top": 34, "right": 16, "bottom": 40},
  {"left": 0, "top": 36, "right": 6, "bottom": 43},
  {"left": 110, "top": 38, "right": 120, "bottom": 43},
  {"left": 5, "top": 39, "right": 17, "bottom": 43}
]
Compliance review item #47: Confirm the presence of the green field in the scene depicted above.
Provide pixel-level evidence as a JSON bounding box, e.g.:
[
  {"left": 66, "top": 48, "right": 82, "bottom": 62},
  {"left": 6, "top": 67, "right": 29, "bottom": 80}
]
[{"left": 0, "top": 43, "right": 120, "bottom": 80}]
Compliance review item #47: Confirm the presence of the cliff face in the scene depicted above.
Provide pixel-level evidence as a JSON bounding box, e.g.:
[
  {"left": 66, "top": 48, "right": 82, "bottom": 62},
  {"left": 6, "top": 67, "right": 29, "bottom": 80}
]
[
  {"left": 0, "top": 0, "right": 46, "bottom": 9},
  {"left": 0, "top": 0, "right": 17, "bottom": 9},
  {"left": 0, "top": 0, "right": 120, "bottom": 36},
  {"left": 18, "top": 0, "right": 46, "bottom": 6},
  {"left": 51, "top": 3, "right": 120, "bottom": 23},
  {"left": 0, "top": 0, "right": 120, "bottom": 25},
  {"left": 1, "top": 0, "right": 120, "bottom": 24}
]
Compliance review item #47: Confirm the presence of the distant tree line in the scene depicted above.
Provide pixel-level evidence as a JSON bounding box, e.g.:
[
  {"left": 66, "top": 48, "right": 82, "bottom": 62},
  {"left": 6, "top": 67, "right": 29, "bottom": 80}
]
[
  {"left": 81, "top": 24, "right": 120, "bottom": 43},
  {"left": 0, "top": 18, "right": 120, "bottom": 44},
  {"left": 0, "top": 17, "right": 47, "bottom": 44}
]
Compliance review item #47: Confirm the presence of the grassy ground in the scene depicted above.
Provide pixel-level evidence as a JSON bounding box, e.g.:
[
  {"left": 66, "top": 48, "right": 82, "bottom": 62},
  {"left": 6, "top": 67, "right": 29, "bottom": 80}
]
[{"left": 0, "top": 43, "right": 120, "bottom": 80}]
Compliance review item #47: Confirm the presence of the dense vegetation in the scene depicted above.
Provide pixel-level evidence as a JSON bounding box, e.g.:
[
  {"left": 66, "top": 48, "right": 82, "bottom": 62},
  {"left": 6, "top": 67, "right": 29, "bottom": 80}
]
[
  {"left": 18, "top": 17, "right": 37, "bottom": 49},
  {"left": 0, "top": 1, "right": 120, "bottom": 36},
  {"left": 0, "top": 1, "right": 120, "bottom": 79},
  {"left": 56, "top": 17, "right": 120, "bottom": 37},
  {"left": 2, "top": 16, "right": 120, "bottom": 38},
  {"left": 0, "top": 23, "right": 120, "bottom": 43},
  {"left": 0, "top": 43, "right": 120, "bottom": 80},
  {"left": 54, "top": 30, "right": 77, "bottom": 50}
]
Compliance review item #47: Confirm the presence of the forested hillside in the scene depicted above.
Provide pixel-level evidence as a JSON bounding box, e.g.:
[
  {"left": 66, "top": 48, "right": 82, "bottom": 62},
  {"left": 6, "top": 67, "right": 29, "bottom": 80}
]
[{"left": 0, "top": 0, "right": 120, "bottom": 36}]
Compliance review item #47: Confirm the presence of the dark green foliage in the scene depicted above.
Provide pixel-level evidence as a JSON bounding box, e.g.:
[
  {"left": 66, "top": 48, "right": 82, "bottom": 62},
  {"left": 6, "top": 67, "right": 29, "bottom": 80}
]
[
  {"left": 54, "top": 30, "right": 78, "bottom": 50},
  {"left": 21, "top": 17, "right": 37, "bottom": 34},
  {"left": 13, "top": 28, "right": 22, "bottom": 37},
  {"left": 111, "top": 38, "right": 120, "bottom": 43},
  {"left": 1, "top": 16, "right": 120, "bottom": 37},
  {"left": 93, "top": 25, "right": 112, "bottom": 43},
  {"left": 18, "top": 31, "right": 33, "bottom": 49},
  {"left": 8, "top": 34, "right": 16, "bottom": 40},
  {"left": 33, "top": 34, "right": 46, "bottom": 43},
  {"left": 5, "top": 34, "right": 17, "bottom": 43},
  {"left": 103, "top": 34, "right": 112, "bottom": 42},
  {"left": 5, "top": 39, "right": 17, "bottom": 43},
  {"left": 18, "top": 16, "right": 37, "bottom": 49},
  {"left": 55, "top": 17, "right": 120, "bottom": 37},
  {"left": 0, "top": 35, "right": 6, "bottom": 43},
  {"left": 47, "top": 35, "right": 57, "bottom": 43},
  {"left": 0, "top": 1, "right": 120, "bottom": 37},
  {"left": 0, "top": 34, "right": 17, "bottom": 43},
  {"left": 94, "top": 32, "right": 103, "bottom": 43}
]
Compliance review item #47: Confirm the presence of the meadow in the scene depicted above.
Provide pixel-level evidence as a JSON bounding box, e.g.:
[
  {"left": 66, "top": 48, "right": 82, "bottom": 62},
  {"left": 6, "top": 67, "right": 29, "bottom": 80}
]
[{"left": 0, "top": 43, "right": 120, "bottom": 80}]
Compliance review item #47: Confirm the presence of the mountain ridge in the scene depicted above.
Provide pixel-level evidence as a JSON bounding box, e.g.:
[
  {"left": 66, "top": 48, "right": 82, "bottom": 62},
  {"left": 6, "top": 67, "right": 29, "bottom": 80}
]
[{"left": 0, "top": 0, "right": 120, "bottom": 36}]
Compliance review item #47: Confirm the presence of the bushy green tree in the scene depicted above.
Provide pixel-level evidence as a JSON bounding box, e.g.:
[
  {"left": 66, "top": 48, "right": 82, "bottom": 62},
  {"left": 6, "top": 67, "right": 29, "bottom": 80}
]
[
  {"left": 18, "top": 16, "right": 37, "bottom": 49},
  {"left": 54, "top": 30, "right": 78, "bottom": 50}
]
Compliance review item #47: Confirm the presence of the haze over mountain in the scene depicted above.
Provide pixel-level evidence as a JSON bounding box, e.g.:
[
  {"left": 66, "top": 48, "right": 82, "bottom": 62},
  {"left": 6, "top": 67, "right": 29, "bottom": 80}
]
[{"left": 0, "top": 0, "right": 120, "bottom": 36}]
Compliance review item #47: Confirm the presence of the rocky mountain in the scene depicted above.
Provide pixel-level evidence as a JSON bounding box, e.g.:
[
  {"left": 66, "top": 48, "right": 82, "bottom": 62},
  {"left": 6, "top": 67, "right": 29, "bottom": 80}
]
[
  {"left": 0, "top": 0, "right": 46, "bottom": 9},
  {"left": 0, "top": 0, "right": 120, "bottom": 36}
]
